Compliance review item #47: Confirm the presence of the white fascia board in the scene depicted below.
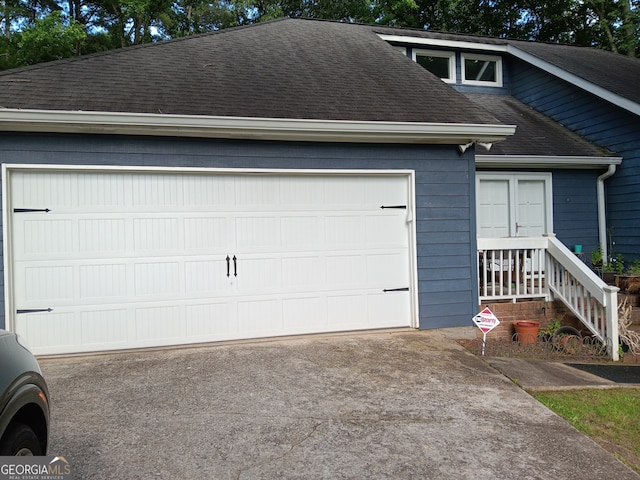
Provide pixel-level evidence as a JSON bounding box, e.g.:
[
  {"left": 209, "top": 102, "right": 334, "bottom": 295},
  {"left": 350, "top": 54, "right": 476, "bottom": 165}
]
[
  {"left": 477, "top": 155, "right": 623, "bottom": 169},
  {"left": 0, "top": 109, "right": 516, "bottom": 144},
  {"left": 505, "top": 45, "right": 640, "bottom": 117},
  {"left": 378, "top": 34, "right": 509, "bottom": 54}
]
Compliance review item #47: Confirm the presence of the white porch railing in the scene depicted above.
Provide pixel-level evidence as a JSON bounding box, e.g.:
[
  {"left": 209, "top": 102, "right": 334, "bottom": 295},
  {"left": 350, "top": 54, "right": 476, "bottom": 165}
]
[{"left": 477, "top": 234, "right": 620, "bottom": 360}]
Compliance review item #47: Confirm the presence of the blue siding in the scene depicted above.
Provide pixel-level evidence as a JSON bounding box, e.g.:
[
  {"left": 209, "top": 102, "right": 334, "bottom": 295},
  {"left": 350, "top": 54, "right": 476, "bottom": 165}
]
[
  {"left": 0, "top": 133, "right": 479, "bottom": 331},
  {"left": 551, "top": 170, "right": 601, "bottom": 260},
  {"left": 511, "top": 60, "right": 640, "bottom": 262}
]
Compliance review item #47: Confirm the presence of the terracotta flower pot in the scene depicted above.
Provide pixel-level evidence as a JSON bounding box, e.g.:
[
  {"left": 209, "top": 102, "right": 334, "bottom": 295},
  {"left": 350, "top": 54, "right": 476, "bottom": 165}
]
[{"left": 514, "top": 321, "right": 540, "bottom": 345}]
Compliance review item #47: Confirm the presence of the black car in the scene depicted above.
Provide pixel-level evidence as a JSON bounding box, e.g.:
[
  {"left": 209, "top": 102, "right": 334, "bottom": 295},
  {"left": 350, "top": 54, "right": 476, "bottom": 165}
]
[{"left": 0, "top": 329, "right": 49, "bottom": 455}]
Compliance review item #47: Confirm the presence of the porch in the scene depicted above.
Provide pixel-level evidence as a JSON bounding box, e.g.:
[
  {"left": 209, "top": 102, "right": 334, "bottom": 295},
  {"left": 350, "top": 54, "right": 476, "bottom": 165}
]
[{"left": 477, "top": 234, "right": 621, "bottom": 360}]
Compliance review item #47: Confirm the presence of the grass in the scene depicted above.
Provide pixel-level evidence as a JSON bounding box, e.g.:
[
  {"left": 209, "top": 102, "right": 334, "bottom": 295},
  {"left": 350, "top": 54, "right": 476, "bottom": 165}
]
[{"left": 533, "top": 388, "right": 640, "bottom": 473}]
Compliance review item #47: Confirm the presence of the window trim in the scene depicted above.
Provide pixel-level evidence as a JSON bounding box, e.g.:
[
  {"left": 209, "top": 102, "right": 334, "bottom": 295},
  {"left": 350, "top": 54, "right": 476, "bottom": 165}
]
[
  {"left": 412, "top": 49, "right": 456, "bottom": 84},
  {"left": 461, "top": 53, "right": 503, "bottom": 87}
]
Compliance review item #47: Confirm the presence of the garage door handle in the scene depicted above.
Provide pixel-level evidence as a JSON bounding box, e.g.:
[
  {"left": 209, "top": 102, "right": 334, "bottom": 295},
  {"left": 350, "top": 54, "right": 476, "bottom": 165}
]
[
  {"left": 17, "top": 308, "right": 53, "bottom": 314},
  {"left": 233, "top": 255, "right": 237, "bottom": 277},
  {"left": 226, "top": 256, "right": 231, "bottom": 277},
  {"left": 383, "top": 287, "right": 409, "bottom": 292}
]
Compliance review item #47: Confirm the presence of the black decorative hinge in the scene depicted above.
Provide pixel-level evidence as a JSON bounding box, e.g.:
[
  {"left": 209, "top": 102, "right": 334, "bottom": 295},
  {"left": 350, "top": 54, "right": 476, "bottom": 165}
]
[
  {"left": 380, "top": 205, "right": 406, "bottom": 210},
  {"left": 383, "top": 287, "right": 409, "bottom": 292},
  {"left": 17, "top": 308, "right": 53, "bottom": 314},
  {"left": 14, "top": 208, "right": 51, "bottom": 213}
]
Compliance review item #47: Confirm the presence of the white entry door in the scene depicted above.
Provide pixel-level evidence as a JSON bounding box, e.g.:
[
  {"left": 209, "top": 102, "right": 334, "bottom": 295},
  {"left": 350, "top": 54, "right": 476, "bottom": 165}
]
[
  {"left": 476, "top": 173, "right": 552, "bottom": 238},
  {"left": 6, "top": 168, "right": 415, "bottom": 354}
]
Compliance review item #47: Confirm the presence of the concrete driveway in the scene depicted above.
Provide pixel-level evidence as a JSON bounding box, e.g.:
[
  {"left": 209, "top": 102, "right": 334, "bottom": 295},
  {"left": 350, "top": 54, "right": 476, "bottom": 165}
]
[{"left": 39, "top": 328, "right": 639, "bottom": 479}]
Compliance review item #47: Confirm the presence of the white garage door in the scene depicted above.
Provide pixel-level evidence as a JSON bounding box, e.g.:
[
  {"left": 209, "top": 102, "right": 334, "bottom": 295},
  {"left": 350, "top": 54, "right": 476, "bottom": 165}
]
[{"left": 6, "top": 168, "right": 415, "bottom": 354}]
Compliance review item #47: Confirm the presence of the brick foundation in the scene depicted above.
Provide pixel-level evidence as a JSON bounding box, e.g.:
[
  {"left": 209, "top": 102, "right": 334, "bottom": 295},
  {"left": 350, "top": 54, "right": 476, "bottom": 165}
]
[{"left": 476, "top": 300, "right": 580, "bottom": 341}]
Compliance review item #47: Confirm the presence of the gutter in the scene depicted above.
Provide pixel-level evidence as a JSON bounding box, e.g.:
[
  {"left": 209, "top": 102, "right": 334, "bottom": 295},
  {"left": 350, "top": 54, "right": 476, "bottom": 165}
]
[
  {"left": 476, "top": 155, "right": 622, "bottom": 169},
  {"left": 597, "top": 164, "right": 618, "bottom": 265},
  {"left": 0, "top": 109, "right": 516, "bottom": 145}
]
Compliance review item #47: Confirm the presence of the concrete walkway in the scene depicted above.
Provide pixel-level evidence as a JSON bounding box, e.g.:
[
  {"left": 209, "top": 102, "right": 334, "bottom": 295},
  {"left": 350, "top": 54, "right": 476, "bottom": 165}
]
[{"left": 39, "top": 328, "right": 639, "bottom": 479}]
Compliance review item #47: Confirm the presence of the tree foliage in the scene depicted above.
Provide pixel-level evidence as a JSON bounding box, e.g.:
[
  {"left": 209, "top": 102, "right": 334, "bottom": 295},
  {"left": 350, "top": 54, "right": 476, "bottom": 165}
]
[{"left": 0, "top": 0, "right": 638, "bottom": 70}]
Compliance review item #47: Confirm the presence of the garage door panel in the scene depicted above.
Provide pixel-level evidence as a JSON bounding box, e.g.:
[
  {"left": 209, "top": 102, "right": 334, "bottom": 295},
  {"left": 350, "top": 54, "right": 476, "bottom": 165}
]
[
  {"left": 79, "top": 218, "right": 127, "bottom": 253},
  {"left": 365, "top": 215, "right": 409, "bottom": 247},
  {"left": 22, "top": 265, "right": 75, "bottom": 303},
  {"left": 327, "top": 294, "right": 367, "bottom": 327},
  {"left": 282, "top": 297, "right": 326, "bottom": 332},
  {"left": 325, "top": 255, "right": 367, "bottom": 287},
  {"left": 185, "top": 302, "right": 238, "bottom": 338},
  {"left": 281, "top": 256, "right": 324, "bottom": 289},
  {"left": 281, "top": 216, "right": 323, "bottom": 248},
  {"left": 10, "top": 170, "right": 413, "bottom": 354},
  {"left": 133, "top": 217, "right": 181, "bottom": 251},
  {"left": 135, "top": 305, "right": 183, "bottom": 341},
  {"left": 183, "top": 175, "right": 235, "bottom": 207},
  {"left": 133, "top": 262, "right": 180, "bottom": 296},
  {"left": 80, "top": 309, "right": 130, "bottom": 345},
  {"left": 238, "top": 299, "right": 281, "bottom": 334},
  {"left": 235, "top": 216, "right": 280, "bottom": 249},
  {"left": 23, "top": 219, "right": 74, "bottom": 255},
  {"left": 80, "top": 264, "right": 128, "bottom": 299},
  {"left": 16, "top": 311, "right": 81, "bottom": 350},
  {"left": 184, "top": 217, "right": 230, "bottom": 250},
  {"left": 185, "top": 259, "right": 231, "bottom": 293},
  {"left": 132, "top": 174, "right": 180, "bottom": 207},
  {"left": 368, "top": 293, "right": 411, "bottom": 326},
  {"left": 325, "top": 216, "right": 366, "bottom": 246}
]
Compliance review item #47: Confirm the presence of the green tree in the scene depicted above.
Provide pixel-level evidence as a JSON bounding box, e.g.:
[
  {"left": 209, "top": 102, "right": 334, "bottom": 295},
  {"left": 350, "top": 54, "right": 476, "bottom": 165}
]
[{"left": 15, "top": 10, "right": 86, "bottom": 65}]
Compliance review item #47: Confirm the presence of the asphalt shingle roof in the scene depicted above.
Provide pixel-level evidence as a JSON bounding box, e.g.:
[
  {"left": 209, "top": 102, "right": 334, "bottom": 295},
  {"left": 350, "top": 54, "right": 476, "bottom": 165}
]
[
  {"left": 465, "top": 94, "right": 611, "bottom": 157},
  {"left": 0, "top": 19, "right": 498, "bottom": 124}
]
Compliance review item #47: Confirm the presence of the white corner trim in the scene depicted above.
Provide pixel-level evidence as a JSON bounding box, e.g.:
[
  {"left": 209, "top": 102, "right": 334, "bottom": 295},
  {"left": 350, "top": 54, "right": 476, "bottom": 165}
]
[
  {"left": 476, "top": 155, "right": 623, "bottom": 168},
  {"left": 0, "top": 108, "right": 516, "bottom": 144}
]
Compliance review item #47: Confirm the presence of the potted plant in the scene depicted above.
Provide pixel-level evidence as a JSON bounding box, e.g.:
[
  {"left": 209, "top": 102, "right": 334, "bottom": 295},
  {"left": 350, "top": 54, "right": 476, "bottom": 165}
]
[
  {"left": 602, "top": 253, "right": 624, "bottom": 285},
  {"left": 514, "top": 321, "right": 540, "bottom": 345},
  {"left": 615, "top": 259, "right": 640, "bottom": 294}
]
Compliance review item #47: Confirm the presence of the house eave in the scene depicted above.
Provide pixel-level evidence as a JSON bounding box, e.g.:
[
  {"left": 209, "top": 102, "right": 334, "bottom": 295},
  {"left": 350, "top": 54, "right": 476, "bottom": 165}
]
[
  {"left": 476, "top": 155, "right": 623, "bottom": 169},
  {"left": 0, "top": 109, "right": 516, "bottom": 145}
]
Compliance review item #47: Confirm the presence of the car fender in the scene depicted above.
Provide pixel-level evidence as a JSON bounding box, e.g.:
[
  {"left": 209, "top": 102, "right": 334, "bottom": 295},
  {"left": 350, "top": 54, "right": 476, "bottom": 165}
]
[{"left": 0, "top": 372, "right": 50, "bottom": 447}]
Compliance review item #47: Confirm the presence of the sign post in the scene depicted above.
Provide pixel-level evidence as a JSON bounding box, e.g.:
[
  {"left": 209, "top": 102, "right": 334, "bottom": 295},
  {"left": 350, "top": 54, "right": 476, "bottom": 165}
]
[{"left": 472, "top": 307, "right": 500, "bottom": 356}]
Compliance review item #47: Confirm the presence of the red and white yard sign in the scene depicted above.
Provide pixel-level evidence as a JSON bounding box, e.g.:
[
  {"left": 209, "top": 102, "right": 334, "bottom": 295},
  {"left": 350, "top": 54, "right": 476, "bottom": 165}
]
[{"left": 472, "top": 307, "right": 500, "bottom": 355}]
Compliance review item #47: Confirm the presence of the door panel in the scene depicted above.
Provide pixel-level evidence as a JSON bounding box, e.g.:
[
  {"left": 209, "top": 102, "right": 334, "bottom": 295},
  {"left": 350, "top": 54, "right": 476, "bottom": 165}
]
[{"left": 477, "top": 174, "right": 551, "bottom": 238}]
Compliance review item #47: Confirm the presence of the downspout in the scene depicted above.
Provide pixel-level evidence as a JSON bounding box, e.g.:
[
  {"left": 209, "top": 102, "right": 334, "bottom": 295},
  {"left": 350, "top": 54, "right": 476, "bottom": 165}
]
[{"left": 597, "top": 164, "right": 617, "bottom": 264}]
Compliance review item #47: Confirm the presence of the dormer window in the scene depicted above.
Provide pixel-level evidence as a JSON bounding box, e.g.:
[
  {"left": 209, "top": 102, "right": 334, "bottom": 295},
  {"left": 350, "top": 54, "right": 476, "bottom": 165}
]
[
  {"left": 462, "top": 53, "right": 502, "bottom": 87},
  {"left": 412, "top": 49, "right": 455, "bottom": 83}
]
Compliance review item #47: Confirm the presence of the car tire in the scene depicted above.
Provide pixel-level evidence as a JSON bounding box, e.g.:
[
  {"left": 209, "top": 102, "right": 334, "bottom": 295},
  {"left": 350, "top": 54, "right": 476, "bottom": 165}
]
[{"left": 0, "top": 423, "right": 43, "bottom": 456}]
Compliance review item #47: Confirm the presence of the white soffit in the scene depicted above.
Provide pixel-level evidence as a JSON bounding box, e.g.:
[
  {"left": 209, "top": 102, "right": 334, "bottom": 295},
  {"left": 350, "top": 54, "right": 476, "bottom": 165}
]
[
  {"left": 477, "top": 155, "right": 623, "bottom": 169},
  {"left": 378, "top": 34, "right": 640, "bottom": 117},
  {"left": 0, "top": 109, "right": 515, "bottom": 144}
]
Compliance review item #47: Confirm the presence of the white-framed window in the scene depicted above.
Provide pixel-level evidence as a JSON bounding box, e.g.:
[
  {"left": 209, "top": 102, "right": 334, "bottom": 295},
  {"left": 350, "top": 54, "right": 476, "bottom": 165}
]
[
  {"left": 412, "top": 49, "right": 456, "bottom": 83},
  {"left": 462, "top": 53, "right": 503, "bottom": 87}
]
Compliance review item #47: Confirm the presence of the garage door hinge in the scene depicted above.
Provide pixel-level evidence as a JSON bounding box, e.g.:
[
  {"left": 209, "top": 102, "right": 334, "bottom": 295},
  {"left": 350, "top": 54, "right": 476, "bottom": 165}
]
[
  {"left": 14, "top": 208, "right": 51, "bottom": 213},
  {"left": 383, "top": 287, "right": 409, "bottom": 292},
  {"left": 380, "top": 205, "right": 406, "bottom": 209},
  {"left": 17, "top": 308, "right": 53, "bottom": 314}
]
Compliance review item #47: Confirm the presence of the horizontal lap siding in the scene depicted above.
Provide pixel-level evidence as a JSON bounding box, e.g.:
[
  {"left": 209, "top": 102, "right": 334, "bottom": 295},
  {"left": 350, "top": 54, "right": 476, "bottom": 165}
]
[
  {"left": 551, "top": 170, "right": 600, "bottom": 257},
  {"left": 512, "top": 61, "right": 640, "bottom": 261},
  {"left": 0, "top": 133, "right": 478, "bottom": 330}
]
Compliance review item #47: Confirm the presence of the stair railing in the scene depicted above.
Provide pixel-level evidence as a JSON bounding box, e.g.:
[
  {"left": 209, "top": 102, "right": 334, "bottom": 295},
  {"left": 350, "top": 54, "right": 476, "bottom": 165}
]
[{"left": 477, "top": 234, "right": 620, "bottom": 360}]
